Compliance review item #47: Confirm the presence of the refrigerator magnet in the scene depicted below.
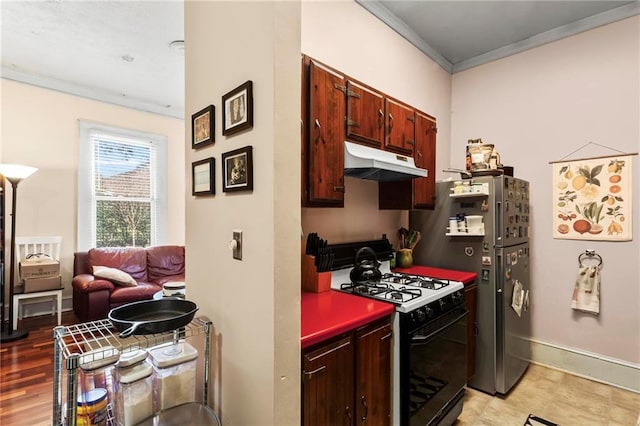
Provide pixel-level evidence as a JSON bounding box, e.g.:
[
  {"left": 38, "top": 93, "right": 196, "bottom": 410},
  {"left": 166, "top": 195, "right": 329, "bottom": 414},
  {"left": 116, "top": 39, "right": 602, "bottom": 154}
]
[
  {"left": 511, "top": 252, "right": 518, "bottom": 265},
  {"left": 482, "top": 269, "right": 490, "bottom": 281},
  {"left": 505, "top": 268, "right": 512, "bottom": 280}
]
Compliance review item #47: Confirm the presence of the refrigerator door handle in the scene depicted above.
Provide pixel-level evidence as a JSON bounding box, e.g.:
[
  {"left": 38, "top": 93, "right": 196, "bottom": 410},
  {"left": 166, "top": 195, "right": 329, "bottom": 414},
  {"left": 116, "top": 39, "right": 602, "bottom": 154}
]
[{"left": 496, "top": 201, "right": 503, "bottom": 243}]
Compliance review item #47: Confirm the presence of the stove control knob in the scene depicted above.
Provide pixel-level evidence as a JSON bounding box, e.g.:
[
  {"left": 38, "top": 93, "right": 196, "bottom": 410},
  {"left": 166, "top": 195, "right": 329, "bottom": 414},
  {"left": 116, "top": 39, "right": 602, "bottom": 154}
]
[
  {"left": 424, "top": 306, "right": 434, "bottom": 319},
  {"left": 452, "top": 291, "right": 463, "bottom": 303},
  {"left": 416, "top": 308, "right": 426, "bottom": 322},
  {"left": 439, "top": 298, "right": 449, "bottom": 310}
]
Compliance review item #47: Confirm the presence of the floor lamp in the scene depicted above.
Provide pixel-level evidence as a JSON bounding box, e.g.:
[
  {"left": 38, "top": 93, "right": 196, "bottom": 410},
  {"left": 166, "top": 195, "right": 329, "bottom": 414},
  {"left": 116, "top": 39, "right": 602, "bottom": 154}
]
[{"left": 0, "top": 164, "right": 37, "bottom": 343}]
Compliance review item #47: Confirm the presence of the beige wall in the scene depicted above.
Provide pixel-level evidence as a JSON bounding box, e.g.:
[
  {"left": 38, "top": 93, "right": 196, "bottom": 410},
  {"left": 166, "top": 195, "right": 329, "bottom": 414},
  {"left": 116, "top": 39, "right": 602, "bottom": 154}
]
[
  {"left": 184, "top": 2, "right": 300, "bottom": 425},
  {"left": 0, "top": 80, "right": 185, "bottom": 303},
  {"left": 451, "top": 16, "right": 640, "bottom": 364},
  {"left": 301, "top": 1, "right": 453, "bottom": 248}
]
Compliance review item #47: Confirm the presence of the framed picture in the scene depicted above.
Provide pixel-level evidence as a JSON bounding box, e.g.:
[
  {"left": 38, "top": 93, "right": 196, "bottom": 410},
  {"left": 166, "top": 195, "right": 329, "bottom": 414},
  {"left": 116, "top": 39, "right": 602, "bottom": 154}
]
[
  {"left": 192, "top": 105, "right": 215, "bottom": 149},
  {"left": 192, "top": 158, "right": 215, "bottom": 196},
  {"left": 222, "top": 146, "right": 253, "bottom": 192},
  {"left": 222, "top": 80, "right": 253, "bottom": 136}
]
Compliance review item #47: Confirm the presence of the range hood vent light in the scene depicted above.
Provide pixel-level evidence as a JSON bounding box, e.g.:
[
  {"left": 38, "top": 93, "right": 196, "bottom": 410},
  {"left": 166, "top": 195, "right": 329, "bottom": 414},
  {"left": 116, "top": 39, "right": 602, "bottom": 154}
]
[{"left": 343, "top": 141, "right": 427, "bottom": 182}]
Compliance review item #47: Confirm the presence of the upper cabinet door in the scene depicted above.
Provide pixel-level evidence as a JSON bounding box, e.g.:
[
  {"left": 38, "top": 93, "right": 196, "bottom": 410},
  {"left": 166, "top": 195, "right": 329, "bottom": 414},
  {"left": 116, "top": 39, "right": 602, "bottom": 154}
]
[
  {"left": 413, "top": 112, "right": 437, "bottom": 208},
  {"left": 308, "top": 60, "right": 346, "bottom": 205},
  {"left": 346, "top": 80, "right": 384, "bottom": 148},
  {"left": 384, "top": 98, "right": 415, "bottom": 155}
]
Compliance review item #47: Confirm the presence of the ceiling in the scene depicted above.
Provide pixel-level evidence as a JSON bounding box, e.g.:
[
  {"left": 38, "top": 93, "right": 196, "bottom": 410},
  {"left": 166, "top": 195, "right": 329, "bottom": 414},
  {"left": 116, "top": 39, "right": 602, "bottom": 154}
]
[{"left": 1, "top": 1, "right": 637, "bottom": 120}]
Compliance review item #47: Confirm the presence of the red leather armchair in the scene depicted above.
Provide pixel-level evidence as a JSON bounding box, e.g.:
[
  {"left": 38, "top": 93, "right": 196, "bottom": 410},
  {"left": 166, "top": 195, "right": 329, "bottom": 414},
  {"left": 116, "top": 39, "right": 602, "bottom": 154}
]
[{"left": 72, "top": 245, "right": 185, "bottom": 322}]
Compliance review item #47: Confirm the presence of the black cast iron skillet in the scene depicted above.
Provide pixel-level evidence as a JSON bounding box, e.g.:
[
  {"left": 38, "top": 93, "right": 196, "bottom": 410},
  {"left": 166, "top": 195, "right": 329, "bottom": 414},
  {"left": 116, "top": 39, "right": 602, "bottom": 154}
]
[{"left": 108, "top": 299, "right": 198, "bottom": 338}]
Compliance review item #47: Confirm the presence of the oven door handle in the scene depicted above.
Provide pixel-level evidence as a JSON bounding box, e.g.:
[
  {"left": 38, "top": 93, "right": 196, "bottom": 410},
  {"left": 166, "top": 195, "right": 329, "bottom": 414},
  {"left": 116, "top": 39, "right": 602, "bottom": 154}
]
[{"left": 411, "top": 310, "right": 468, "bottom": 343}]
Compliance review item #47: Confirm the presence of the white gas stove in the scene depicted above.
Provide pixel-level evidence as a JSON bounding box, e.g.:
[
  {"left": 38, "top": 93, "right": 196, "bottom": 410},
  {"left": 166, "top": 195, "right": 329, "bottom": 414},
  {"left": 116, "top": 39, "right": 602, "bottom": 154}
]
[{"left": 330, "top": 260, "right": 464, "bottom": 313}]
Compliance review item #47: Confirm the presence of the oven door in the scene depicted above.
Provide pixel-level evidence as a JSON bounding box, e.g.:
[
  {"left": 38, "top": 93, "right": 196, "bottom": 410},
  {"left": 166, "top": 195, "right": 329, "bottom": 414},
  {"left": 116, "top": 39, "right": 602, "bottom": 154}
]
[{"left": 401, "top": 307, "right": 467, "bottom": 426}]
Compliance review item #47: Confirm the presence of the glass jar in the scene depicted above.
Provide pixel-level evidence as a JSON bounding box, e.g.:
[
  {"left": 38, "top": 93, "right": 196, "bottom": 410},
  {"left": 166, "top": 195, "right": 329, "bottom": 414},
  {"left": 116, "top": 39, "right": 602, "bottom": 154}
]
[
  {"left": 148, "top": 342, "right": 198, "bottom": 412},
  {"left": 115, "top": 351, "right": 153, "bottom": 426},
  {"left": 76, "top": 388, "right": 108, "bottom": 426},
  {"left": 80, "top": 346, "right": 120, "bottom": 411}
]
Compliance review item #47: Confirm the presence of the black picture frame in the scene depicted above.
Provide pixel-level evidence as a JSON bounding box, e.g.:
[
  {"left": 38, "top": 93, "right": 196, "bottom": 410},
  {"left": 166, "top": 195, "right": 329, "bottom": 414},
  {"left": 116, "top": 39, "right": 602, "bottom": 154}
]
[
  {"left": 222, "top": 146, "right": 253, "bottom": 192},
  {"left": 222, "top": 81, "right": 253, "bottom": 136},
  {"left": 192, "top": 105, "right": 215, "bottom": 149},
  {"left": 192, "top": 157, "right": 215, "bottom": 196}
]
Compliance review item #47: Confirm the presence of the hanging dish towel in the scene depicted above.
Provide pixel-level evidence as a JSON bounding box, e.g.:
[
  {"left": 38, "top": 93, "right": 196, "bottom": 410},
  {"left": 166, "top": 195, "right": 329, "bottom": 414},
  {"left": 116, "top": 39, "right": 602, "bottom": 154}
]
[{"left": 571, "top": 265, "right": 600, "bottom": 314}]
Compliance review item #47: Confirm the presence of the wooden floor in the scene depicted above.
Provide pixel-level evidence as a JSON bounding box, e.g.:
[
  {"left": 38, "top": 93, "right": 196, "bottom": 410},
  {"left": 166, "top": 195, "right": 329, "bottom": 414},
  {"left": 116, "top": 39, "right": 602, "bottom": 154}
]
[{"left": 0, "top": 311, "right": 79, "bottom": 426}]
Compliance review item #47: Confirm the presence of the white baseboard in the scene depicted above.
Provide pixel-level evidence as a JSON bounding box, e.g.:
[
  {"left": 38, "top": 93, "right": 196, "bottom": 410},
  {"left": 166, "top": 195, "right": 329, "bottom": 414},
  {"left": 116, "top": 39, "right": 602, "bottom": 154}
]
[{"left": 530, "top": 338, "right": 640, "bottom": 393}]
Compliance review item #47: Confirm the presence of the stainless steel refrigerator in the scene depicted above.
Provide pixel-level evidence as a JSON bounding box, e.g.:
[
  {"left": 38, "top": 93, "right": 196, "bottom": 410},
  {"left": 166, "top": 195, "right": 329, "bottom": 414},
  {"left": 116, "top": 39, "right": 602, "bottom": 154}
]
[{"left": 410, "top": 175, "right": 531, "bottom": 395}]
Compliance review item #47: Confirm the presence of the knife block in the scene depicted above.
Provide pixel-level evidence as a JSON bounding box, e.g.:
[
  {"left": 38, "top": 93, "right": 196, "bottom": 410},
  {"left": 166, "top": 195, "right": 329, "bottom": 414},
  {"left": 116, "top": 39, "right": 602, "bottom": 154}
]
[{"left": 302, "top": 254, "right": 331, "bottom": 293}]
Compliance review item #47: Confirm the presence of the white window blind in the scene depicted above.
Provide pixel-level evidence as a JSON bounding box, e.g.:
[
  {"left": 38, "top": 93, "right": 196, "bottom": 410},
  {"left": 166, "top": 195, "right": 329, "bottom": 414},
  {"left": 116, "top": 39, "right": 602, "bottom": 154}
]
[{"left": 78, "top": 121, "right": 168, "bottom": 250}]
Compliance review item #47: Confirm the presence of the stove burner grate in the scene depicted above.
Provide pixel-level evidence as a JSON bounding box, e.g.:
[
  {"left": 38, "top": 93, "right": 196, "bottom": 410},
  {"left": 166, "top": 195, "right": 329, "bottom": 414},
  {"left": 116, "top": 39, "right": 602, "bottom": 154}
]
[
  {"left": 380, "top": 273, "right": 450, "bottom": 290},
  {"left": 340, "top": 282, "right": 423, "bottom": 304}
]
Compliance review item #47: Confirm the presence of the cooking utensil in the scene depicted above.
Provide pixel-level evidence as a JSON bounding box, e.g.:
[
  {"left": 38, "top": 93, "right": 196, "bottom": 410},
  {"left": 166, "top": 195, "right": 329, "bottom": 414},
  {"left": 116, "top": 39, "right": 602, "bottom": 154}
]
[
  {"left": 108, "top": 299, "right": 198, "bottom": 338},
  {"left": 399, "top": 227, "right": 409, "bottom": 249},
  {"left": 409, "top": 231, "right": 421, "bottom": 250},
  {"left": 350, "top": 247, "right": 382, "bottom": 284}
]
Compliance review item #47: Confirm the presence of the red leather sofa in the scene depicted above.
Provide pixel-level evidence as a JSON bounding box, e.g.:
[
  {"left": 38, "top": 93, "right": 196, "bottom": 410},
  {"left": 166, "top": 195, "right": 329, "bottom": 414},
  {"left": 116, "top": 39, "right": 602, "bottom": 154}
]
[{"left": 72, "top": 245, "right": 185, "bottom": 322}]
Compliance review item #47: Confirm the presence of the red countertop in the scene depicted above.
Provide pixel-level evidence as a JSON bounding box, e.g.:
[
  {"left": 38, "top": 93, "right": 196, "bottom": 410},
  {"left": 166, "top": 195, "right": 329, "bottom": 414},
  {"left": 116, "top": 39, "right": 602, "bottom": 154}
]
[
  {"left": 393, "top": 265, "right": 477, "bottom": 285},
  {"left": 301, "top": 290, "right": 395, "bottom": 349}
]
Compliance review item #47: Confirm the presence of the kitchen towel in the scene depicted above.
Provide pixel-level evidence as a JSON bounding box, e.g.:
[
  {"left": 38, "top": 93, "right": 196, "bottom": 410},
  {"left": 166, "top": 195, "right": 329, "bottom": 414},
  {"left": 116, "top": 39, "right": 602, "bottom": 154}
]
[{"left": 571, "top": 265, "right": 600, "bottom": 314}]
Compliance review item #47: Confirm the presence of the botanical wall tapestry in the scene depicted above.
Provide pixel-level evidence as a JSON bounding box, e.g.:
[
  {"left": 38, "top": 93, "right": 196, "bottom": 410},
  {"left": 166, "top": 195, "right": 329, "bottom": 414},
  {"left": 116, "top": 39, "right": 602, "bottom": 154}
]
[{"left": 552, "top": 155, "right": 632, "bottom": 241}]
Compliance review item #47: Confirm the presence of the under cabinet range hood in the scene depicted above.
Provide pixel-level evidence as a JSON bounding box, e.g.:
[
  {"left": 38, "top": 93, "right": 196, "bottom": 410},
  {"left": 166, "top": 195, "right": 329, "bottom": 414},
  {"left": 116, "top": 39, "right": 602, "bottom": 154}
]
[{"left": 343, "top": 141, "right": 427, "bottom": 182}]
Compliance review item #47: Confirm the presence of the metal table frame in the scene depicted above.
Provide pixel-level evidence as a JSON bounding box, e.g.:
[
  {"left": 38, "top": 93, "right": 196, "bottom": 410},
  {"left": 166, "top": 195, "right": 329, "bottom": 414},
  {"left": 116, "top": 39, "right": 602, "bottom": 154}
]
[{"left": 53, "top": 316, "right": 212, "bottom": 426}]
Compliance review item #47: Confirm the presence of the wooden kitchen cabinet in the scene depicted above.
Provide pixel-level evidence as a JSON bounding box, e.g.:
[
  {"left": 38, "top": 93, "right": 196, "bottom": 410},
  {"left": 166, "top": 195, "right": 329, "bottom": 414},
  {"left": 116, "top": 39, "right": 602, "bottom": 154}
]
[
  {"left": 303, "top": 57, "right": 346, "bottom": 206},
  {"left": 302, "top": 335, "right": 355, "bottom": 426},
  {"left": 355, "top": 319, "right": 392, "bottom": 426},
  {"left": 346, "top": 80, "right": 385, "bottom": 148},
  {"left": 302, "top": 317, "right": 392, "bottom": 426},
  {"left": 378, "top": 112, "right": 437, "bottom": 210},
  {"left": 384, "top": 97, "right": 415, "bottom": 155},
  {"left": 301, "top": 55, "right": 437, "bottom": 210},
  {"left": 412, "top": 112, "right": 437, "bottom": 208},
  {"left": 465, "top": 282, "right": 478, "bottom": 382}
]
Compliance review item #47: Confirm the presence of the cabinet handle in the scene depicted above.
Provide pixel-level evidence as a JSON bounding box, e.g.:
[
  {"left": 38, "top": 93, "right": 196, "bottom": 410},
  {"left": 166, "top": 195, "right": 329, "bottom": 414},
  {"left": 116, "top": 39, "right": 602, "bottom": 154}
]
[
  {"left": 314, "top": 118, "right": 323, "bottom": 144},
  {"left": 303, "top": 365, "right": 326, "bottom": 380},
  {"left": 381, "top": 332, "right": 392, "bottom": 341},
  {"left": 432, "top": 126, "right": 438, "bottom": 133},
  {"left": 388, "top": 113, "right": 394, "bottom": 130},
  {"left": 417, "top": 150, "right": 423, "bottom": 158},
  {"left": 333, "top": 185, "right": 345, "bottom": 193},
  {"left": 378, "top": 109, "right": 384, "bottom": 128},
  {"left": 360, "top": 396, "right": 368, "bottom": 423},
  {"left": 346, "top": 406, "right": 352, "bottom": 422}
]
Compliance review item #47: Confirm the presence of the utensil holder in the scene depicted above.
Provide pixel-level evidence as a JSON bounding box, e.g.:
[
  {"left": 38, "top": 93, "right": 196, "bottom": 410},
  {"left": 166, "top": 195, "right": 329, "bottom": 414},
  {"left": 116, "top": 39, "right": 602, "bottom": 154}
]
[{"left": 301, "top": 254, "right": 331, "bottom": 293}]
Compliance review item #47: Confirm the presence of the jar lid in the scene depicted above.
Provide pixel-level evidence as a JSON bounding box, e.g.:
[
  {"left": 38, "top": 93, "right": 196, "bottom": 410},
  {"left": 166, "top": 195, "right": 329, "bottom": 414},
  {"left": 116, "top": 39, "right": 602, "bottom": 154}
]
[
  {"left": 117, "top": 348, "right": 148, "bottom": 368},
  {"left": 149, "top": 342, "right": 198, "bottom": 368},
  {"left": 118, "top": 362, "right": 153, "bottom": 384},
  {"left": 163, "top": 282, "right": 186, "bottom": 289},
  {"left": 77, "top": 388, "right": 107, "bottom": 406},
  {"left": 80, "top": 346, "right": 120, "bottom": 371}
]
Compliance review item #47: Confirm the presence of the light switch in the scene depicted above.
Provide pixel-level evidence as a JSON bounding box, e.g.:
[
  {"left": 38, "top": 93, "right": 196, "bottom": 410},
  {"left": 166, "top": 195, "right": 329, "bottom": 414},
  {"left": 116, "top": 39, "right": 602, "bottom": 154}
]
[{"left": 232, "top": 230, "right": 242, "bottom": 260}]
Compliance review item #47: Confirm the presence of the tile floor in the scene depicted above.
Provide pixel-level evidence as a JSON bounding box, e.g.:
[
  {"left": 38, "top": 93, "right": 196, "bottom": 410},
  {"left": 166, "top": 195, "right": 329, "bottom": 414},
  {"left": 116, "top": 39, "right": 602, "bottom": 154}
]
[{"left": 456, "top": 363, "right": 640, "bottom": 426}]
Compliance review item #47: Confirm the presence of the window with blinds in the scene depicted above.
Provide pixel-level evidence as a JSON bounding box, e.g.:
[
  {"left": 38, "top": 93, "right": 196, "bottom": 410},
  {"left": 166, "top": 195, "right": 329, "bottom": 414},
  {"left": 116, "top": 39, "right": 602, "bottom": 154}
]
[{"left": 78, "top": 121, "right": 168, "bottom": 250}]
